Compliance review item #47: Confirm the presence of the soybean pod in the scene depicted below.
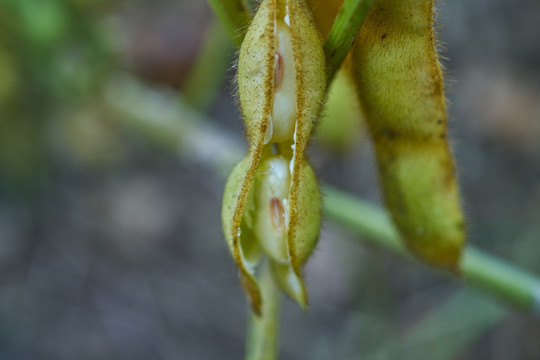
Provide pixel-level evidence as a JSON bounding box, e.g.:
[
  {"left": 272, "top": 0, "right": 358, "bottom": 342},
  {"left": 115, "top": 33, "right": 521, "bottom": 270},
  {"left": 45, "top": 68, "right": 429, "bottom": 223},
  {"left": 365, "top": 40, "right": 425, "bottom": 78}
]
[
  {"left": 222, "top": 0, "right": 325, "bottom": 315},
  {"left": 349, "top": 0, "right": 465, "bottom": 271}
]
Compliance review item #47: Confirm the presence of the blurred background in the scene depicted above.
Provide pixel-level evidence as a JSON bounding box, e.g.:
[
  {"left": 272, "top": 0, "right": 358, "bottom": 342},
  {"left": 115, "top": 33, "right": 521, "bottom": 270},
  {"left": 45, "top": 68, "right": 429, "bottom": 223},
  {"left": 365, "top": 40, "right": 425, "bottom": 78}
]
[{"left": 0, "top": 0, "right": 539, "bottom": 359}]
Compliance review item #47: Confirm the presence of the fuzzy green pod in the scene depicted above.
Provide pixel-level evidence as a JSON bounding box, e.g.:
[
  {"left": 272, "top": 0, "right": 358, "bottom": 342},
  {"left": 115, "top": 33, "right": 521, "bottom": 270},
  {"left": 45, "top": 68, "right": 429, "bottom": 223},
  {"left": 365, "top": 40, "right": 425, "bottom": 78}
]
[
  {"left": 223, "top": 0, "right": 326, "bottom": 315},
  {"left": 349, "top": 0, "right": 465, "bottom": 271},
  {"left": 222, "top": 155, "right": 264, "bottom": 313},
  {"left": 222, "top": 154, "right": 322, "bottom": 313}
]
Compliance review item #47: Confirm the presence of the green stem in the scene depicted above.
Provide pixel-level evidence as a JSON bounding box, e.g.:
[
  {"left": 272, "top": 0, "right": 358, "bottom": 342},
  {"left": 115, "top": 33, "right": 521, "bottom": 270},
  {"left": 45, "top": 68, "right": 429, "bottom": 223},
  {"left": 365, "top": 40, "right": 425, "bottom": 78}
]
[
  {"left": 245, "top": 263, "right": 281, "bottom": 360},
  {"left": 322, "top": 186, "right": 540, "bottom": 316},
  {"left": 323, "top": 0, "right": 375, "bottom": 84},
  {"left": 462, "top": 248, "right": 540, "bottom": 314},
  {"left": 207, "top": 0, "right": 252, "bottom": 47},
  {"left": 182, "top": 19, "right": 233, "bottom": 110}
]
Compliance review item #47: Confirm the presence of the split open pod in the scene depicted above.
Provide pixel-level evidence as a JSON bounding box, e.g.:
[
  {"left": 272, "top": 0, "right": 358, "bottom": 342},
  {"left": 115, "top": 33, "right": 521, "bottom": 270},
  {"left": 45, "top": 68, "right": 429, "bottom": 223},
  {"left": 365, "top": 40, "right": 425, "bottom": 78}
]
[{"left": 222, "top": 0, "right": 326, "bottom": 315}]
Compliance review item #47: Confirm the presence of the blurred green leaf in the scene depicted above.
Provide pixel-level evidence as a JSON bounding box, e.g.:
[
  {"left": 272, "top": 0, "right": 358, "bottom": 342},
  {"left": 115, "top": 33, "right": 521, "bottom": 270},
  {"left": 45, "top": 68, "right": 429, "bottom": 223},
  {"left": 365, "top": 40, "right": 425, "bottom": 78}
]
[{"left": 361, "top": 290, "right": 507, "bottom": 360}]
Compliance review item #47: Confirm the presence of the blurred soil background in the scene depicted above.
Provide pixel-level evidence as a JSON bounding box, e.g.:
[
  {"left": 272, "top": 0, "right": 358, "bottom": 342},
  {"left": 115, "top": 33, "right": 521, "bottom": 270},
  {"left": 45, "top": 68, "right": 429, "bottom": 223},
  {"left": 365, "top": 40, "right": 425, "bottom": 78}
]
[{"left": 0, "top": 0, "right": 539, "bottom": 359}]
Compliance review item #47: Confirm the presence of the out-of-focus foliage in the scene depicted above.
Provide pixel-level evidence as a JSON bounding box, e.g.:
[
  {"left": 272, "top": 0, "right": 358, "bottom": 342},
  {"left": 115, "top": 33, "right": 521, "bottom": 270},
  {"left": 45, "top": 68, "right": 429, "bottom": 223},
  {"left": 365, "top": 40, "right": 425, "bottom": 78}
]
[{"left": 0, "top": 0, "right": 116, "bottom": 191}]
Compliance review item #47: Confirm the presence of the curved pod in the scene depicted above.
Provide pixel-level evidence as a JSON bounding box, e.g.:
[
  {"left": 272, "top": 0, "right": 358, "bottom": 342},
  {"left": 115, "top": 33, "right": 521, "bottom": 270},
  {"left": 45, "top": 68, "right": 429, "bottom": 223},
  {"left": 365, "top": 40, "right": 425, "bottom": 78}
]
[{"left": 349, "top": 0, "right": 465, "bottom": 271}]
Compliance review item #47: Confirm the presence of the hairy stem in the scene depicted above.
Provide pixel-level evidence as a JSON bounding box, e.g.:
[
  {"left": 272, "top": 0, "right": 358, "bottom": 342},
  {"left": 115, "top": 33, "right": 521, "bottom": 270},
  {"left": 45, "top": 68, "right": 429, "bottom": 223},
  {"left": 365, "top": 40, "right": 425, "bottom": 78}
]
[{"left": 323, "top": 0, "right": 375, "bottom": 84}]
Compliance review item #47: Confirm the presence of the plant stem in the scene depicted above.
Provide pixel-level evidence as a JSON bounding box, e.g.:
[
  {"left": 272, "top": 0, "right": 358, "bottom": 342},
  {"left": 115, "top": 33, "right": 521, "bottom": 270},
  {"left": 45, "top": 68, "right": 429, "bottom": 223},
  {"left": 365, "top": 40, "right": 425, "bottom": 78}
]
[
  {"left": 322, "top": 186, "right": 540, "bottom": 316},
  {"left": 207, "top": 0, "right": 252, "bottom": 47},
  {"left": 324, "top": 0, "right": 375, "bottom": 84},
  {"left": 182, "top": 19, "right": 233, "bottom": 110},
  {"left": 462, "top": 248, "right": 540, "bottom": 315},
  {"left": 245, "top": 262, "right": 281, "bottom": 360}
]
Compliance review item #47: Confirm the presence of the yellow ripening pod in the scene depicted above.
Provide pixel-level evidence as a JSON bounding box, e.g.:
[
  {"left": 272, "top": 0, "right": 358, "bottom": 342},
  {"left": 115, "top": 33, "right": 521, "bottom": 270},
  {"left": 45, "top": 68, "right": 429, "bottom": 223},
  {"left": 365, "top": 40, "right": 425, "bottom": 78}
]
[
  {"left": 349, "top": 0, "right": 465, "bottom": 271},
  {"left": 223, "top": 0, "right": 325, "bottom": 315}
]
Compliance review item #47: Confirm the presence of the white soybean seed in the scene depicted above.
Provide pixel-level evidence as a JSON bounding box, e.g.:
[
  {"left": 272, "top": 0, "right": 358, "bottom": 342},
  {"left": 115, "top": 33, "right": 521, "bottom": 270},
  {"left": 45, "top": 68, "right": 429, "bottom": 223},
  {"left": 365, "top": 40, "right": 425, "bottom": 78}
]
[
  {"left": 270, "top": 17, "right": 297, "bottom": 143},
  {"left": 254, "top": 155, "right": 291, "bottom": 262}
]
